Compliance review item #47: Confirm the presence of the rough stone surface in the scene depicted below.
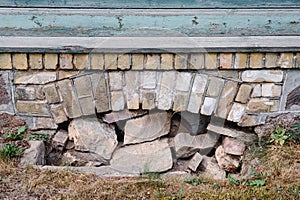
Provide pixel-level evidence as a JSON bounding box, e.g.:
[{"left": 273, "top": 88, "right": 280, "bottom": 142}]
[
  {"left": 0, "top": 72, "right": 14, "bottom": 114},
  {"left": 68, "top": 117, "right": 118, "bottom": 163},
  {"left": 189, "top": 53, "right": 204, "bottom": 70},
  {"left": 161, "top": 53, "right": 173, "bottom": 70},
  {"left": 59, "top": 53, "right": 73, "bottom": 69},
  {"left": 103, "top": 109, "right": 147, "bottom": 123},
  {"left": 206, "top": 77, "right": 224, "bottom": 97},
  {"left": 265, "top": 53, "right": 278, "bottom": 68},
  {"left": 251, "top": 84, "right": 262, "bottom": 97},
  {"left": 110, "top": 139, "right": 173, "bottom": 174},
  {"left": 0, "top": 53, "right": 12, "bottom": 69},
  {"left": 43, "top": 84, "right": 60, "bottom": 104},
  {"left": 109, "top": 72, "right": 123, "bottom": 91},
  {"left": 142, "top": 71, "right": 157, "bottom": 89},
  {"left": 278, "top": 53, "right": 294, "bottom": 68},
  {"left": 13, "top": 53, "right": 28, "bottom": 70},
  {"left": 220, "top": 53, "right": 233, "bottom": 69},
  {"left": 14, "top": 72, "right": 56, "bottom": 84},
  {"left": 249, "top": 53, "right": 263, "bottom": 69},
  {"left": 215, "top": 146, "right": 240, "bottom": 172},
  {"left": 90, "top": 53, "right": 104, "bottom": 70},
  {"left": 111, "top": 91, "right": 125, "bottom": 111},
  {"left": 187, "top": 74, "right": 208, "bottom": 113},
  {"left": 175, "top": 72, "right": 192, "bottom": 92},
  {"left": 105, "top": 53, "right": 118, "bottom": 70},
  {"left": 52, "top": 130, "right": 69, "bottom": 151},
  {"left": 125, "top": 71, "right": 140, "bottom": 109},
  {"left": 238, "top": 114, "right": 265, "bottom": 127},
  {"left": 124, "top": 112, "right": 170, "bottom": 145},
  {"left": 16, "top": 101, "right": 50, "bottom": 116},
  {"left": 180, "top": 112, "right": 210, "bottom": 135},
  {"left": 174, "top": 54, "right": 188, "bottom": 69},
  {"left": 78, "top": 96, "right": 95, "bottom": 116},
  {"left": 174, "top": 132, "right": 219, "bottom": 158},
  {"left": 234, "top": 53, "right": 247, "bottom": 69},
  {"left": 201, "top": 97, "right": 216, "bottom": 116},
  {"left": 21, "top": 140, "right": 45, "bottom": 165},
  {"left": 262, "top": 83, "right": 281, "bottom": 97},
  {"left": 118, "top": 54, "right": 130, "bottom": 70},
  {"left": 227, "top": 103, "right": 246, "bottom": 122},
  {"left": 205, "top": 53, "right": 218, "bottom": 69},
  {"left": 145, "top": 54, "right": 159, "bottom": 70},
  {"left": 246, "top": 98, "right": 273, "bottom": 113},
  {"left": 199, "top": 156, "right": 226, "bottom": 180},
  {"left": 50, "top": 104, "right": 68, "bottom": 124},
  {"left": 157, "top": 71, "right": 176, "bottom": 110},
  {"left": 235, "top": 84, "right": 252, "bottom": 103},
  {"left": 29, "top": 54, "right": 43, "bottom": 70},
  {"left": 58, "top": 71, "right": 79, "bottom": 80},
  {"left": 35, "top": 117, "right": 58, "bottom": 130},
  {"left": 73, "top": 75, "right": 92, "bottom": 97},
  {"left": 131, "top": 54, "right": 144, "bottom": 70},
  {"left": 60, "top": 150, "right": 102, "bottom": 167},
  {"left": 91, "top": 73, "right": 110, "bottom": 113},
  {"left": 142, "top": 91, "right": 156, "bottom": 110},
  {"left": 15, "top": 86, "right": 36, "bottom": 100},
  {"left": 188, "top": 152, "right": 203, "bottom": 172},
  {"left": 44, "top": 53, "right": 58, "bottom": 70},
  {"left": 73, "top": 54, "right": 89, "bottom": 70},
  {"left": 173, "top": 92, "right": 189, "bottom": 112},
  {"left": 222, "top": 137, "right": 246, "bottom": 156},
  {"left": 242, "top": 70, "right": 283, "bottom": 82},
  {"left": 297, "top": 53, "right": 300, "bottom": 68}
]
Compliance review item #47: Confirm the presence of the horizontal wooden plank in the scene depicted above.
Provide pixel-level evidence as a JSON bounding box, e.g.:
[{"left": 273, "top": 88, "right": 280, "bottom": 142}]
[
  {"left": 1, "top": 0, "right": 300, "bottom": 8},
  {"left": 0, "top": 36, "right": 299, "bottom": 53},
  {"left": 0, "top": 8, "right": 299, "bottom": 37}
]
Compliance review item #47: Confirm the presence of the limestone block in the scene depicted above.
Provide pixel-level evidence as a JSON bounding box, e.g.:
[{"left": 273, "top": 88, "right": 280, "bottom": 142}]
[
  {"left": 145, "top": 54, "right": 159, "bottom": 70},
  {"left": 296, "top": 53, "right": 300, "bottom": 68},
  {"left": 0, "top": 72, "right": 14, "bottom": 114},
  {"left": 222, "top": 137, "right": 246, "bottom": 156},
  {"left": 0, "top": 53, "right": 12, "bottom": 69},
  {"left": 111, "top": 91, "right": 125, "bottom": 111},
  {"left": 52, "top": 130, "right": 69, "bottom": 151},
  {"left": 43, "top": 83, "right": 60, "bottom": 104},
  {"left": 124, "top": 71, "right": 140, "bottom": 110},
  {"left": 206, "top": 77, "right": 224, "bottom": 97},
  {"left": 15, "top": 86, "right": 36, "bottom": 100},
  {"left": 249, "top": 53, "right": 263, "bottom": 69},
  {"left": 219, "top": 53, "right": 233, "bottom": 69},
  {"left": 242, "top": 70, "right": 283, "bottom": 82},
  {"left": 188, "top": 152, "right": 203, "bottom": 172},
  {"left": 142, "top": 71, "right": 157, "bottom": 89},
  {"left": 246, "top": 98, "right": 273, "bottom": 113},
  {"left": 78, "top": 96, "right": 95, "bottom": 116},
  {"left": 251, "top": 84, "right": 262, "bottom": 97},
  {"left": 20, "top": 140, "right": 45, "bottom": 165},
  {"left": 109, "top": 72, "right": 123, "bottom": 91},
  {"left": 90, "top": 73, "right": 110, "bottom": 113},
  {"left": 103, "top": 109, "right": 147, "bottom": 123},
  {"left": 238, "top": 114, "right": 265, "bottom": 127},
  {"left": 118, "top": 54, "right": 130, "bottom": 70},
  {"left": 189, "top": 53, "right": 204, "bottom": 70},
  {"left": 29, "top": 54, "right": 43, "bottom": 70},
  {"left": 73, "top": 54, "right": 89, "bottom": 70},
  {"left": 173, "top": 92, "right": 189, "bottom": 112},
  {"left": 174, "top": 54, "right": 188, "bottom": 69},
  {"left": 142, "top": 91, "right": 156, "bottom": 110},
  {"left": 90, "top": 53, "right": 104, "bottom": 70},
  {"left": 157, "top": 71, "right": 176, "bottom": 110},
  {"left": 16, "top": 101, "right": 50, "bottom": 116},
  {"left": 205, "top": 53, "right": 217, "bottom": 69},
  {"left": 235, "top": 84, "right": 252, "bottom": 103},
  {"left": 131, "top": 54, "right": 144, "bottom": 70},
  {"left": 58, "top": 71, "right": 79, "bottom": 80},
  {"left": 44, "top": 54, "right": 58, "bottom": 70},
  {"left": 175, "top": 72, "right": 192, "bottom": 92},
  {"left": 265, "top": 53, "right": 278, "bottom": 68},
  {"left": 201, "top": 97, "right": 217, "bottom": 116},
  {"left": 227, "top": 103, "right": 246, "bottom": 122},
  {"left": 50, "top": 104, "right": 68, "bottom": 124},
  {"left": 13, "top": 53, "right": 28, "bottom": 70},
  {"left": 161, "top": 53, "right": 174, "bottom": 70},
  {"left": 73, "top": 75, "right": 92, "bottom": 97},
  {"left": 261, "top": 83, "right": 281, "bottom": 97},
  {"left": 59, "top": 53, "right": 73, "bottom": 69},
  {"left": 187, "top": 74, "right": 208, "bottom": 113},
  {"left": 35, "top": 117, "right": 58, "bottom": 130},
  {"left": 215, "top": 146, "right": 240, "bottom": 172},
  {"left": 278, "top": 53, "right": 294, "bottom": 68},
  {"left": 199, "top": 156, "right": 226, "bottom": 180},
  {"left": 234, "top": 53, "right": 247, "bottom": 69},
  {"left": 105, "top": 53, "right": 118, "bottom": 70},
  {"left": 14, "top": 72, "right": 56, "bottom": 84}
]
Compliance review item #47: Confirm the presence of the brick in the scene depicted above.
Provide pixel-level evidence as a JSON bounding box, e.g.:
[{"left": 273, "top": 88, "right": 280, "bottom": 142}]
[
  {"left": 219, "top": 53, "right": 233, "bottom": 69},
  {"left": 78, "top": 96, "right": 95, "bottom": 116},
  {"left": 265, "top": 53, "right": 278, "bottom": 68},
  {"left": 187, "top": 74, "right": 208, "bottom": 113},
  {"left": 143, "top": 71, "right": 157, "bottom": 89},
  {"left": 161, "top": 53, "right": 173, "bottom": 70},
  {"left": 35, "top": 117, "right": 58, "bottom": 130},
  {"left": 142, "top": 91, "right": 156, "bottom": 110},
  {"left": 73, "top": 76, "right": 92, "bottom": 97},
  {"left": 206, "top": 77, "right": 224, "bottom": 97},
  {"left": 296, "top": 53, "right": 300, "bottom": 68},
  {"left": 0, "top": 53, "right": 12, "bottom": 69},
  {"left": 251, "top": 84, "right": 262, "bottom": 97},
  {"left": 174, "top": 54, "right": 188, "bottom": 69},
  {"left": 90, "top": 73, "right": 110, "bottom": 113},
  {"left": 58, "top": 71, "right": 79, "bottom": 80},
  {"left": 44, "top": 54, "right": 58, "bottom": 70},
  {"left": 246, "top": 98, "right": 273, "bottom": 113},
  {"left": 29, "top": 54, "right": 43, "bottom": 70},
  {"left": 278, "top": 53, "right": 294, "bottom": 68},
  {"left": 14, "top": 72, "right": 56, "bottom": 84},
  {"left": 131, "top": 54, "right": 144, "bottom": 70},
  {"left": 235, "top": 84, "right": 252, "bottom": 103},
  {"left": 111, "top": 91, "right": 125, "bottom": 111},
  {"left": 201, "top": 97, "right": 216, "bottom": 115},
  {"left": 90, "top": 53, "right": 104, "bottom": 70},
  {"left": 15, "top": 86, "right": 36, "bottom": 100},
  {"left": 144, "top": 54, "right": 159, "bottom": 70},
  {"left": 50, "top": 104, "right": 68, "bottom": 124},
  {"left": 175, "top": 72, "right": 192, "bottom": 92},
  {"left": 215, "top": 81, "right": 238, "bottom": 119},
  {"left": 59, "top": 54, "right": 73, "bottom": 69},
  {"left": 125, "top": 71, "right": 140, "bottom": 110},
  {"left": 227, "top": 103, "right": 246, "bottom": 122},
  {"left": 189, "top": 53, "right": 204, "bottom": 70},
  {"left": 205, "top": 53, "right": 217, "bottom": 69},
  {"left": 157, "top": 71, "right": 176, "bottom": 110},
  {"left": 242, "top": 70, "right": 283, "bottom": 82},
  {"left": 105, "top": 53, "right": 118, "bottom": 70},
  {"left": 173, "top": 92, "right": 189, "bottom": 112},
  {"left": 73, "top": 54, "right": 89, "bottom": 70},
  {"left": 109, "top": 72, "right": 123, "bottom": 91},
  {"left": 13, "top": 53, "right": 28, "bottom": 70},
  {"left": 249, "top": 53, "right": 263, "bottom": 69},
  {"left": 118, "top": 54, "right": 130, "bottom": 70},
  {"left": 57, "top": 79, "right": 81, "bottom": 118},
  {"left": 43, "top": 84, "right": 60, "bottom": 104},
  {"left": 261, "top": 83, "right": 281, "bottom": 97},
  {"left": 234, "top": 53, "right": 247, "bottom": 69},
  {"left": 16, "top": 101, "right": 50, "bottom": 116}
]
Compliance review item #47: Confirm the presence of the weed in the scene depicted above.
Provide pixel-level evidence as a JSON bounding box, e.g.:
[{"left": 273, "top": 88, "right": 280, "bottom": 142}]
[
  {"left": 268, "top": 126, "right": 289, "bottom": 146},
  {"left": 184, "top": 177, "right": 206, "bottom": 186},
  {"left": 177, "top": 186, "right": 184, "bottom": 200},
  {"left": 228, "top": 173, "right": 240, "bottom": 186},
  {"left": 249, "top": 179, "right": 266, "bottom": 187},
  {"left": 0, "top": 142, "right": 23, "bottom": 160},
  {"left": 4, "top": 126, "right": 26, "bottom": 141},
  {"left": 25, "top": 133, "right": 49, "bottom": 141}
]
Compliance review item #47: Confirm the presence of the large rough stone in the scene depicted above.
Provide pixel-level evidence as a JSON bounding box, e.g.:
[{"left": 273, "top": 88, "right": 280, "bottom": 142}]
[
  {"left": 21, "top": 140, "right": 45, "bottom": 165},
  {"left": 175, "top": 72, "right": 192, "bottom": 92},
  {"left": 109, "top": 72, "right": 123, "bottom": 91},
  {"left": 246, "top": 98, "right": 273, "bottom": 113},
  {"left": 179, "top": 112, "right": 210, "bottom": 135},
  {"left": 68, "top": 117, "right": 118, "bottom": 163},
  {"left": 73, "top": 75, "right": 92, "bottom": 97},
  {"left": 60, "top": 150, "right": 102, "bottom": 167},
  {"left": 124, "top": 112, "right": 170, "bottom": 145},
  {"left": 174, "top": 132, "right": 219, "bottom": 158},
  {"left": 222, "top": 137, "right": 246, "bottom": 156},
  {"left": 173, "top": 92, "right": 189, "bottom": 112},
  {"left": 206, "top": 77, "right": 224, "bottom": 97},
  {"left": 110, "top": 139, "right": 173, "bottom": 174},
  {"left": 199, "top": 156, "right": 226, "bottom": 180},
  {"left": 0, "top": 72, "right": 14, "bottom": 114},
  {"left": 261, "top": 83, "right": 281, "bottom": 97},
  {"left": 142, "top": 71, "right": 157, "bottom": 89},
  {"left": 111, "top": 91, "right": 125, "bottom": 111},
  {"left": 50, "top": 104, "right": 68, "bottom": 124},
  {"left": 215, "top": 146, "right": 240, "bottom": 172},
  {"left": 103, "top": 109, "right": 147, "bottom": 123},
  {"left": 242, "top": 70, "right": 284, "bottom": 82}
]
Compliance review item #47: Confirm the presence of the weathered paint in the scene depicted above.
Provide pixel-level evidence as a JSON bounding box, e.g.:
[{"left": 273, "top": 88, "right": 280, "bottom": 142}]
[{"left": 0, "top": 8, "right": 299, "bottom": 36}]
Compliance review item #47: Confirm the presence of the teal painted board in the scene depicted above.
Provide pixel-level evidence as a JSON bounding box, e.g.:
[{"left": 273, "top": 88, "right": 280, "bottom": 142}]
[{"left": 1, "top": 0, "right": 300, "bottom": 8}]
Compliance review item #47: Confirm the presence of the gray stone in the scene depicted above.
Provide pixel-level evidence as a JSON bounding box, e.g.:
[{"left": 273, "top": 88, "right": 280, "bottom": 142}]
[
  {"left": 142, "top": 71, "right": 157, "bottom": 89},
  {"left": 235, "top": 84, "right": 252, "bottom": 104},
  {"left": 14, "top": 72, "right": 56, "bottom": 84},
  {"left": 43, "top": 83, "right": 60, "bottom": 104},
  {"left": 246, "top": 98, "right": 274, "bottom": 113},
  {"left": 50, "top": 104, "right": 68, "bottom": 124},
  {"left": 20, "top": 140, "right": 45, "bottom": 165},
  {"left": 187, "top": 74, "right": 208, "bottom": 113},
  {"left": 157, "top": 71, "right": 176, "bottom": 110},
  {"left": 124, "top": 112, "right": 170, "bottom": 145},
  {"left": 78, "top": 96, "right": 95, "bottom": 116},
  {"left": 109, "top": 72, "right": 123, "bottom": 91},
  {"left": 180, "top": 112, "right": 210, "bottom": 135},
  {"left": 90, "top": 73, "right": 110, "bottom": 113},
  {"left": 280, "top": 70, "right": 300, "bottom": 111},
  {"left": 15, "top": 86, "right": 36, "bottom": 100},
  {"left": 73, "top": 76, "right": 92, "bottom": 97},
  {"left": 188, "top": 152, "right": 203, "bottom": 172},
  {"left": 68, "top": 117, "right": 118, "bottom": 163},
  {"left": 35, "top": 117, "right": 58, "bottom": 130},
  {"left": 227, "top": 103, "right": 246, "bottom": 122},
  {"left": 142, "top": 91, "right": 156, "bottom": 110},
  {"left": 16, "top": 101, "right": 50, "bottom": 116},
  {"left": 111, "top": 91, "right": 125, "bottom": 111},
  {"left": 199, "top": 156, "right": 226, "bottom": 180},
  {"left": 206, "top": 77, "right": 224, "bottom": 97},
  {"left": 103, "top": 109, "right": 147, "bottom": 123},
  {"left": 215, "top": 146, "right": 240, "bottom": 172},
  {"left": 174, "top": 132, "right": 219, "bottom": 158},
  {"left": 52, "top": 130, "right": 69, "bottom": 151},
  {"left": 173, "top": 92, "right": 189, "bottom": 112},
  {"left": 110, "top": 139, "right": 173, "bottom": 174},
  {"left": 60, "top": 150, "right": 102, "bottom": 167},
  {"left": 241, "top": 70, "right": 284, "bottom": 82},
  {"left": 201, "top": 97, "right": 216, "bottom": 115},
  {"left": 251, "top": 84, "right": 262, "bottom": 97},
  {"left": 174, "top": 54, "right": 188, "bottom": 69},
  {"left": 222, "top": 137, "right": 246, "bottom": 156},
  {"left": 124, "top": 71, "right": 140, "bottom": 110},
  {"left": 175, "top": 72, "right": 193, "bottom": 92},
  {"left": 0, "top": 72, "right": 14, "bottom": 115}
]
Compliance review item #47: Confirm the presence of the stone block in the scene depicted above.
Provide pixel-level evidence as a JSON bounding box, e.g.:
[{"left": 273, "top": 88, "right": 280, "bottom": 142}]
[
  {"left": 0, "top": 53, "right": 12, "bottom": 69},
  {"left": 175, "top": 72, "right": 193, "bottom": 92},
  {"left": 78, "top": 96, "right": 95, "bottom": 116},
  {"left": 249, "top": 53, "right": 263, "bottom": 69},
  {"left": 35, "top": 117, "right": 58, "bottom": 130},
  {"left": 20, "top": 140, "right": 45, "bottom": 165},
  {"left": 16, "top": 101, "right": 50, "bottom": 116},
  {"left": 124, "top": 71, "right": 140, "bottom": 110},
  {"left": 57, "top": 79, "right": 82, "bottom": 118},
  {"left": 234, "top": 53, "right": 247, "bottom": 69},
  {"left": 58, "top": 71, "right": 79, "bottom": 80},
  {"left": 296, "top": 53, "right": 300, "bottom": 68},
  {"left": 188, "top": 152, "right": 203, "bottom": 172},
  {"left": 265, "top": 53, "right": 278, "bottom": 68},
  {"left": 29, "top": 54, "right": 43, "bottom": 70},
  {"left": 227, "top": 103, "right": 246, "bottom": 122},
  {"left": 219, "top": 53, "right": 233, "bottom": 69},
  {"left": 235, "top": 84, "right": 252, "bottom": 103},
  {"left": 142, "top": 91, "right": 156, "bottom": 110},
  {"left": 35, "top": 85, "right": 45, "bottom": 100},
  {"left": 238, "top": 114, "right": 265, "bottom": 127},
  {"left": 187, "top": 74, "right": 208, "bottom": 113},
  {"left": 174, "top": 54, "right": 188, "bottom": 69},
  {"left": 205, "top": 53, "right": 217, "bottom": 69},
  {"left": 109, "top": 72, "right": 123, "bottom": 91},
  {"left": 246, "top": 98, "right": 273, "bottom": 113},
  {"left": 44, "top": 53, "right": 58, "bottom": 70},
  {"left": 206, "top": 77, "right": 224, "bottom": 97},
  {"left": 201, "top": 97, "right": 216, "bottom": 115},
  {"left": 73, "top": 54, "right": 89, "bottom": 70},
  {"left": 222, "top": 137, "right": 246, "bottom": 156},
  {"left": 215, "top": 81, "right": 238, "bottom": 119},
  {"left": 50, "top": 104, "right": 68, "bottom": 124},
  {"left": 13, "top": 53, "right": 28, "bottom": 70},
  {"left": 0, "top": 72, "right": 14, "bottom": 114},
  {"left": 59, "top": 53, "right": 73, "bottom": 69},
  {"left": 103, "top": 109, "right": 147, "bottom": 123},
  {"left": 111, "top": 91, "right": 125, "bottom": 111},
  {"left": 52, "top": 130, "right": 68, "bottom": 150},
  {"left": 131, "top": 54, "right": 144, "bottom": 70},
  {"left": 242, "top": 70, "right": 283, "bottom": 82},
  {"left": 173, "top": 92, "right": 189, "bottom": 112},
  {"left": 142, "top": 71, "right": 157, "bottom": 89},
  {"left": 251, "top": 84, "right": 262, "bottom": 97},
  {"left": 90, "top": 73, "right": 110, "bottom": 113},
  {"left": 262, "top": 83, "right": 281, "bottom": 97},
  {"left": 161, "top": 53, "right": 174, "bottom": 70},
  {"left": 118, "top": 54, "right": 130, "bottom": 70},
  {"left": 90, "top": 53, "right": 104, "bottom": 70},
  {"left": 145, "top": 54, "right": 159, "bottom": 70},
  {"left": 278, "top": 53, "right": 294, "bottom": 68},
  {"left": 189, "top": 53, "right": 204, "bottom": 70},
  {"left": 157, "top": 71, "right": 176, "bottom": 110},
  {"left": 199, "top": 156, "right": 226, "bottom": 180},
  {"left": 14, "top": 72, "right": 57, "bottom": 85},
  {"left": 105, "top": 53, "right": 118, "bottom": 70},
  {"left": 15, "top": 86, "right": 36, "bottom": 100},
  {"left": 215, "top": 146, "right": 240, "bottom": 172},
  {"left": 73, "top": 75, "right": 92, "bottom": 97}
]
